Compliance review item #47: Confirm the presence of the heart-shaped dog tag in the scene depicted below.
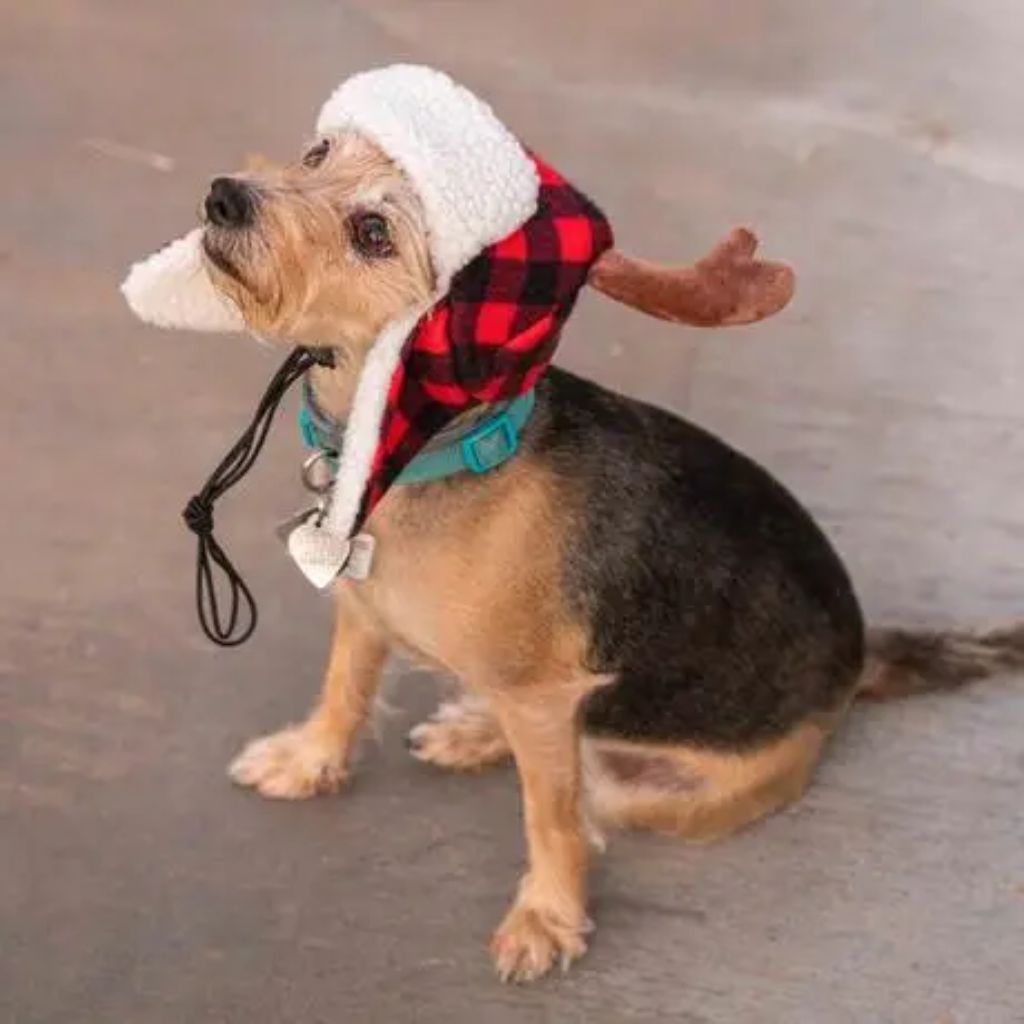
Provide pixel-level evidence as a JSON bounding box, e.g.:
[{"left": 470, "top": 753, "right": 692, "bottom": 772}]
[{"left": 287, "top": 520, "right": 351, "bottom": 589}]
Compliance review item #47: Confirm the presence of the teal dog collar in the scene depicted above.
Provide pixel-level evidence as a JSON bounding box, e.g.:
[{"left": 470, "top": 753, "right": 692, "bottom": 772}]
[{"left": 299, "top": 384, "right": 535, "bottom": 486}]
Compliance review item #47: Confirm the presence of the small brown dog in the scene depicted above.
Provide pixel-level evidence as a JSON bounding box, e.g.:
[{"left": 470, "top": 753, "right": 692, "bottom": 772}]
[{"left": 124, "top": 68, "right": 1023, "bottom": 983}]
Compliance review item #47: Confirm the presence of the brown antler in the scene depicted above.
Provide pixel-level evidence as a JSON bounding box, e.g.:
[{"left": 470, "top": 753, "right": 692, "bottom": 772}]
[{"left": 588, "top": 227, "right": 795, "bottom": 327}]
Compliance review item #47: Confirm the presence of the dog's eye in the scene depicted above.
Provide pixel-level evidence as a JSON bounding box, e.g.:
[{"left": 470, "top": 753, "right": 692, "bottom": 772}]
[
  {"left": 302, "top": 139, "right": 330, "bottom": 169},
  {"left": 349, "top": 212, "right": 394, "bottom": 258}
]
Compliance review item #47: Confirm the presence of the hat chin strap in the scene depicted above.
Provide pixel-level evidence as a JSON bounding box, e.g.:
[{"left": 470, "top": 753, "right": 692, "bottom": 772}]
[{"left": 120, "top": 229, "right": 245, "bottom": 333}]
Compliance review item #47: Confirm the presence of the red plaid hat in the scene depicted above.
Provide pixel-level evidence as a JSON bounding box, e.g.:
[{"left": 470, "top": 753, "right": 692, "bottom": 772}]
[
  {"left": 359, "top": 155, "right": 612, "bottom": 527},
  {"left": 287, "top": 66, "right": 617, "bottom": 584}
]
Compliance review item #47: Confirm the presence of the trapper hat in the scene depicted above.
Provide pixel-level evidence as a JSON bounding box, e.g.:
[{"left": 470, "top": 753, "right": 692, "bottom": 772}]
[{"left": 122, "top": 64, "right": 795, "bottom": 594}]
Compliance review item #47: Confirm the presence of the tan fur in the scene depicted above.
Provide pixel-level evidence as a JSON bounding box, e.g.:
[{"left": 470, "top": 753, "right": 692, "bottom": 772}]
[
  {"left": 228, "top": 586, "right": 388, "bottom": 798},
  {"left": 583, "top": 717, "right": 835, "bottom": 843},
  {"left": 487, "top": 682, "right": 598, "bottom": 980},
  {"left": 408, "top": 694, "right": 511, "bottom": 770},
  {"left": 208, "top": 132, "right": 820, "bottom": 982},
  {"left": 203, "top": 133, "right": 433, "bottom": 352},
  {"left": 366, "top": 461, "right": 602, "bottom": 979}
]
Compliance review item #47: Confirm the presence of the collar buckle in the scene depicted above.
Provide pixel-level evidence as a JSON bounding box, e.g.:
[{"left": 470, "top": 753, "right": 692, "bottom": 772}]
[{"left": 460, "top": 411, "right": 520, "bottom": 474}]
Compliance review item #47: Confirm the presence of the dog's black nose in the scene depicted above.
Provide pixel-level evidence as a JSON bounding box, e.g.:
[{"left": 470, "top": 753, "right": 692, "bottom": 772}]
[{"left": 205, "top": 177, "right": 254, "bottom": 228}]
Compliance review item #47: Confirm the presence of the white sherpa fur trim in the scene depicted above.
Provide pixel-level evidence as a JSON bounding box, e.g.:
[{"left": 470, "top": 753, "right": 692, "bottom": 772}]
[
  {"left": 317, "top": 64, "right": 539, "bottom": 291},
  {"left": 120, "top": 229, "right": 244, "bottom": 332},
  {"left": 321, "top": 302, "right": 430, "bottom": 539}
]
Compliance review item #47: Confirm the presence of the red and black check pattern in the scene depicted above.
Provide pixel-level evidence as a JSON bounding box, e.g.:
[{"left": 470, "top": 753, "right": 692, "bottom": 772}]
[{"left": 354, "top": 155, "right": 613, "bottom": 530}]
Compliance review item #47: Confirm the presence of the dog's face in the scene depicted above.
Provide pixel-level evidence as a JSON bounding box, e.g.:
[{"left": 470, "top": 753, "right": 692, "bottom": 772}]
[{"left": 201, "top": 133, "right": 434, "bottom": 347}]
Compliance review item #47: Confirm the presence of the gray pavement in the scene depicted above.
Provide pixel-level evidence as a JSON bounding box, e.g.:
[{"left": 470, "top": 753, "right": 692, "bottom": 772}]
[{"left": 2, "top": 2, "right": 1023, "bottom": 1021}]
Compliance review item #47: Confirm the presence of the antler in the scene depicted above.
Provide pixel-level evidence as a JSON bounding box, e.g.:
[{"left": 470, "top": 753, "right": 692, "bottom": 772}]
[{"left": 588, "top": 228, "right": 795, "bottom": 327}]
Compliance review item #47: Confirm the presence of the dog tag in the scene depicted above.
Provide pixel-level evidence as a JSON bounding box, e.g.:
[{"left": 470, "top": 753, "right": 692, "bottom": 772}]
[
  {"left": 287, "top": 519, "right": 352, "bottom": 589},
  {"left": 274, "top": 505, "right": 320, "bottom": 543}
]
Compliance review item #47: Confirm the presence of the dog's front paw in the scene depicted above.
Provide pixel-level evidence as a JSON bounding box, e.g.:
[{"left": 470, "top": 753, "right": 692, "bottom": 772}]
[
  {"left": 490, "top": 902, "right": 591, "bottom": 983},
  {"left": 228, "top": 725, "right": 347, "bottom": 799},
  {"left": 406, "top": 699, "right": 510, "bottom": 771}
]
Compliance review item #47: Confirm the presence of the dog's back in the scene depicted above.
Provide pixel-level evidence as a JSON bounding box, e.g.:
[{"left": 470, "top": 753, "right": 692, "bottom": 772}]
[{"left": 532, "top": 368, "right": 865, "bottom": 749}]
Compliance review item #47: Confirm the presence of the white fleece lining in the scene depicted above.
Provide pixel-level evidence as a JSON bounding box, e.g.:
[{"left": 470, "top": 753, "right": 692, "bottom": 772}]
[
  {"left": 320, "top": 302, "right": 432, "bottom": 539},
  {"left": 120, "top": 229, "right": 244, "bottom": 333},
  {"left": 318, "top": 64, "right": 539, "bottom": 291}
]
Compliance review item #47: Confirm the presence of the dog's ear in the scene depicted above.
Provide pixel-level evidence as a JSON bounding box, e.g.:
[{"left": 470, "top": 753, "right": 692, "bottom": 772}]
[
  {"left": 121, "top": 229, "right": 245, "bottom": 332},
  {"left": 587, "top": 228, "right": 795, "bottom": 327}
]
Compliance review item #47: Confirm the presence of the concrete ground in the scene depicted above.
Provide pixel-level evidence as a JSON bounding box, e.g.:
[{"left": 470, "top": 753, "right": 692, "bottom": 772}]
[{"left": 2, "top": 1, "right": 1023, "bottom": 1021}]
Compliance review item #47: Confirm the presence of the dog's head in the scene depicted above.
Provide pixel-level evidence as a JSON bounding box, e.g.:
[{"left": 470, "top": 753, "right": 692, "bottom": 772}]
[
  {"left": 200, "top": 133, "right": 434, "bottom": 348},
  {"left": 123, "top": 64, "right": 794, "bottom": 358},
  {"left": 123, "top": 66, "right": 539, "bottom": 352}
]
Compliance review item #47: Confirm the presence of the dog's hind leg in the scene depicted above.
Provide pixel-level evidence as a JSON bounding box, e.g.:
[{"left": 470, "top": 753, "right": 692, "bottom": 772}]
[
  {"left": 228, "top": 586, "right": 389, "bottom": 799},
  {"left": 583, "top": 715, "right": 835, "bottom": 844}
]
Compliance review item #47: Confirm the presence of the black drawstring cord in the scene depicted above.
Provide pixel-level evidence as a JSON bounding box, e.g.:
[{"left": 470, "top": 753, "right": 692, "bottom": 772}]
[{"left": 182, "top": 346, "right": 335, "bottom": 647}]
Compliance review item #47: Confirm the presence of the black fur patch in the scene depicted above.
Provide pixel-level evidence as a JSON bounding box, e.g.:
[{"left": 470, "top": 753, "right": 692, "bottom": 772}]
[{"left": 524, "top": 369, "right": 865, "bottom": 750}]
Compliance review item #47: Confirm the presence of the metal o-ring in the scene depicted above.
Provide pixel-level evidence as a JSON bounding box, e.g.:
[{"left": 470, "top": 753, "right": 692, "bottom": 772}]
[{"left": 301, "top": 450, "right": 336, "bottom": 495}]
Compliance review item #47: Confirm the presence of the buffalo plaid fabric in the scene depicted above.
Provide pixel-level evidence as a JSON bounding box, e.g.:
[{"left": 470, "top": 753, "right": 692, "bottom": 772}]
[{"left": 353, "top": 155, "right": 613, "bottom": 530}]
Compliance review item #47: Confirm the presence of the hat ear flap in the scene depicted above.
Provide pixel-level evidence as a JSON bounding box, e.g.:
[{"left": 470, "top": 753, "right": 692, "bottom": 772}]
[{"left": 121, "top": 229, "right": 245, "bottom": 332}]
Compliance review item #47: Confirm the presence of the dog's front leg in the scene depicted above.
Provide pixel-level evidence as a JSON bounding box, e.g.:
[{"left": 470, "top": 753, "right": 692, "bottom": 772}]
[
  {"left": 228, "top": 586, "right": 388, "bottom": 799},
  {"left": 488, "top": 684, "right": 592, "bottom": 983}
]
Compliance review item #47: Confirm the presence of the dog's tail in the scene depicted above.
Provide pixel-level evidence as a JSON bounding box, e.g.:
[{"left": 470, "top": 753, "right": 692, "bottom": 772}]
[{"left": 857, "top": 623, "right": 1024, "bottom": 701}]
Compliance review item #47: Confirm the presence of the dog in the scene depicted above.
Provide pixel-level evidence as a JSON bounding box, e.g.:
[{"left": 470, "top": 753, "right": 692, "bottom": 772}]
[{"left": 171, "top": 125, "right": 1024, "bottom": 983}]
